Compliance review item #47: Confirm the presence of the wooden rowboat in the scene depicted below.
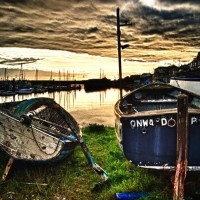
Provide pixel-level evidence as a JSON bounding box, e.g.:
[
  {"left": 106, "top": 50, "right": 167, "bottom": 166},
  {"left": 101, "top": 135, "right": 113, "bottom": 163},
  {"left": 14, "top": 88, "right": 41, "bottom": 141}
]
[
  {"left": 114, "top": 82, "right": 200, "bottom": 170},
  {"left": 0, "top": 97, "right": 108, "bottom": 183},
  {"left": 0, "top": 97, "right": 78, "bottom": 162}
]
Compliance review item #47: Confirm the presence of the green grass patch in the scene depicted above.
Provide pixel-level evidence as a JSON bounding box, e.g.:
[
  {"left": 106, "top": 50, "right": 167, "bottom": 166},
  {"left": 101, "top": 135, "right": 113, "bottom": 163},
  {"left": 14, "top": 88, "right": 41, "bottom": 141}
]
[{"left": 0, "top": 124, "right": 199, "bottom": 199}]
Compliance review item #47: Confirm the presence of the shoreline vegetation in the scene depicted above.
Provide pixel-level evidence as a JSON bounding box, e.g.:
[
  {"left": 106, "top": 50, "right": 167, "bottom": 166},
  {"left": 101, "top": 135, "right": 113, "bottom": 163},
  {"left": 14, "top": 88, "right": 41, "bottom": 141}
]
[{"left": 0, "top": 124, "right": 199, "bottom": 199}]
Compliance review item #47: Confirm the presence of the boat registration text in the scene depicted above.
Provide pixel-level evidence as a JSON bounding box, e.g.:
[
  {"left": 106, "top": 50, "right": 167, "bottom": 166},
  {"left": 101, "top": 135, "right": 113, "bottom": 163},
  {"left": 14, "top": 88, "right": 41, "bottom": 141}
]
[{"left": 130, "top": 116, "right": 200, "bottom": 128}]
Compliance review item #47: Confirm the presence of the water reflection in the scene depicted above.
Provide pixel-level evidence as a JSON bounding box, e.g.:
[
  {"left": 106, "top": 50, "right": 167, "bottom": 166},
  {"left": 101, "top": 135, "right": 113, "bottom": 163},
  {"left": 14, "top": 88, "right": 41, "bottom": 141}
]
[{"left": 0, "top": 89, "right": 127, "bottom": 127}]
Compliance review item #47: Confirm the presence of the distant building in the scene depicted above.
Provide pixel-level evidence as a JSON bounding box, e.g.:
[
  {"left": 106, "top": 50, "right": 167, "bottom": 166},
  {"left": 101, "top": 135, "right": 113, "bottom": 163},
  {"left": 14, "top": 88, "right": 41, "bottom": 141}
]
[
  {"left": 168, "top": 65, "right": 179, "bottom": 76},
  {"left": 154, "top": 65, "right": 181, "bottom": 83},
  {"left": 122, "top": 73, "right": 152, "bottom": 87},
  {"left": 189, "top": 52, "right": 200, "bottom": 69},
  {"left": 153, "top": 66, "right": 171, "bottom": 82},
  {"left": 153, "top": 52, "right": 200, "bottom": 82},
  {"left": 140, "top": 73, "right": 152, "bottom": 84},
  {"left": 178, "top": 64, "right": 190, "bottom": 73},
  {"left": 154, "top": 66, "right": 168, "bottom": 75}
]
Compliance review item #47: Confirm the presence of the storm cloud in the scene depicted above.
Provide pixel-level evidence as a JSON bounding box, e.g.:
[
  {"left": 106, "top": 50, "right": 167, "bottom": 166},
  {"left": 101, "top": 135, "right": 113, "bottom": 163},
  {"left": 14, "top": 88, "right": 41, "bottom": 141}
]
[{"left": 0, "top": 0, "right": 199, "bottom": 63}]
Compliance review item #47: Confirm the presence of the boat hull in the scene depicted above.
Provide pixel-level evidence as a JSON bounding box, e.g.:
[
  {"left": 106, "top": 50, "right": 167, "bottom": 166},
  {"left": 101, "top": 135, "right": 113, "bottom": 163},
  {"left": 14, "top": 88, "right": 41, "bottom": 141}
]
[
  {"left": 170, "top": 77, "right": 200, "bottom": 96},
  {"left": 0, "top": 98, "right": 79, "bottom": 163},
  {"left": 17, "top": 88, "right": 33, "bottom": 94},
  {"left": 0, "top": 91, "right": 16, "bottom": 96},
  {"left": 116, "top": 112, "right": 200, "bottom": 169},
  {"left": 114, "top": 82, "right": 200, "bottom": 170}
]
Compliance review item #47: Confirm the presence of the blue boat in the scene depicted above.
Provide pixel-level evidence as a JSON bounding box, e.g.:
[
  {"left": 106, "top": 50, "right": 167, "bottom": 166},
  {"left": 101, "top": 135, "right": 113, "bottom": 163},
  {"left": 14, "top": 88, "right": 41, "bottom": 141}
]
[{"left": 114, "top": 82, "right": 200, "bottom": 170}]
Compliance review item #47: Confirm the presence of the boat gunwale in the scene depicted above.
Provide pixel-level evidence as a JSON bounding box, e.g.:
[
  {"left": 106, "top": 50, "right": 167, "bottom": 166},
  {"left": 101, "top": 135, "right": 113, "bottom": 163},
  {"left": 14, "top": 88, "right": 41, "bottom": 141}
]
[
  {"left": 171, "top": 77, "right": 200, "bottom": 81},
  {"left": 115, "top": 106, "right": 200, "bottom": 118},
  {"left": 136, "top": 165, "right": 200, "bottom": 171},
  {"left": 114, "top": 82, "right": 200, "bottom": 118}
]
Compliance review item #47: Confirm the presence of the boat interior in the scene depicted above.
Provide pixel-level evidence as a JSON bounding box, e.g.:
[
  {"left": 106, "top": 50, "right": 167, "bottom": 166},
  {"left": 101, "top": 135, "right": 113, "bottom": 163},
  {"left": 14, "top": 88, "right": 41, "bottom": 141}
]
[{"left": 120, "top": 84, "right": 200, "bottom": 113}]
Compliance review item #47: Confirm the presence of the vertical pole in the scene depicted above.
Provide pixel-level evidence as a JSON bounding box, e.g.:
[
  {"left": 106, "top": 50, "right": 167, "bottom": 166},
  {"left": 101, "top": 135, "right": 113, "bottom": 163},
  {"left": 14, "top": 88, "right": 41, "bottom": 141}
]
[
  {"left": 117, "top": 8, "right": 122, "bottom": 100},
  {"left": 173, "top": 94, "right": 188, "bottom": 200},
  {"left": 12, "top": 78, "right": 16, "bottom": 102},
  {"left": 2, "top": 157, "right": 14, "bottom": 181}
]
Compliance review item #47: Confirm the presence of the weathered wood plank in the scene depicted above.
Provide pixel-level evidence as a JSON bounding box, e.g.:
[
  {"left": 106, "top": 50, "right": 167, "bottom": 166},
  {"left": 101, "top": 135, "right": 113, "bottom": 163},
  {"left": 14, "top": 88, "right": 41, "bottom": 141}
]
[
  {"left": 2, "top": 157, "right": 14, "bottom": 181},
  {"left": 0, "top": 115, "right": 63, "bottom": 161},
  {"left": 173, "top": 94, "right": 188, "bottom": 200}
]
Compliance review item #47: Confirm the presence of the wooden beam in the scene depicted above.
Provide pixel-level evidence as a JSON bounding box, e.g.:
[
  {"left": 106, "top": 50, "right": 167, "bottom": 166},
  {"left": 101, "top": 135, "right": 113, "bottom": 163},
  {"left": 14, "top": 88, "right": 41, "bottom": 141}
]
[
  {"left": 2, "top": 157, "right": 14, "bottom": 181},
  {"left": 173, "top": 94, "right": 188, "bottom": 200}
]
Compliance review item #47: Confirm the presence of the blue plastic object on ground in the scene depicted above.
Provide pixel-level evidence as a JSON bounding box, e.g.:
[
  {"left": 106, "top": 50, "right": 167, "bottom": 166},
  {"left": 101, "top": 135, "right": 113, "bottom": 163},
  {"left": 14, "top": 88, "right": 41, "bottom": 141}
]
[{"left": 115, "top": 192, "right": 149, "bottom": 200}]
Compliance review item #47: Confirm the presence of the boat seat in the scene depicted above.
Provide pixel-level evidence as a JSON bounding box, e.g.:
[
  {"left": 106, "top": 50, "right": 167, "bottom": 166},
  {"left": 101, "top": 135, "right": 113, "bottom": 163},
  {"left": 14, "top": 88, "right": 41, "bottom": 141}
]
[
  {"left": 135, "top": 103, "right": 177, "bottom": 112},
  {"left": 140, "top": 99, "right": 177, "bottom": 103},
  {"left": 121, "top": 99, "right": 178, "bottom": 113}
]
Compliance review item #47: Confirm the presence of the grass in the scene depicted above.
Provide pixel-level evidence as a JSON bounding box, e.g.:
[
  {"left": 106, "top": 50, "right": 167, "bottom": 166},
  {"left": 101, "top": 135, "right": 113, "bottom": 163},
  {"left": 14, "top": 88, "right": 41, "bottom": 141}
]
[{"left": 0, "top": 124, "right": 199, "bottom": 199}]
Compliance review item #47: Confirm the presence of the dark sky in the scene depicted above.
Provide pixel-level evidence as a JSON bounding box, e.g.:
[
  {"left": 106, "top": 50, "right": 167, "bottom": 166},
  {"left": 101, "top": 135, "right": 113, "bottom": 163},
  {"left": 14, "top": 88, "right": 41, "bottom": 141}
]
[{"left": 0, "top": 0, "right": 200, "bottom": 63}]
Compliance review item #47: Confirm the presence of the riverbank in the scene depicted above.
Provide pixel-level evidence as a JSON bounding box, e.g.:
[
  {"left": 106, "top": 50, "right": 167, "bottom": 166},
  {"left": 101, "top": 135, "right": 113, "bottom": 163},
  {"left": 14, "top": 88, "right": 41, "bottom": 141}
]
[
  {"left": 0, "top": 125, "right": 171, "bottom": 200},
  {"left": 70, "top": 106, "right": 115, "bottom": 128},
  {"left": 1, "top": 125, "right": 199, "bottom": 199}
]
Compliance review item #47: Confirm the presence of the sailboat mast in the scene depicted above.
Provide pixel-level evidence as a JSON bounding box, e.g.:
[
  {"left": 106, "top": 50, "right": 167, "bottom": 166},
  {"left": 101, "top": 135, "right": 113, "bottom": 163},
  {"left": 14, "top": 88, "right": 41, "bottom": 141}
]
[{"left": 19, "top": 63, "right": 24, "bottom": 80}]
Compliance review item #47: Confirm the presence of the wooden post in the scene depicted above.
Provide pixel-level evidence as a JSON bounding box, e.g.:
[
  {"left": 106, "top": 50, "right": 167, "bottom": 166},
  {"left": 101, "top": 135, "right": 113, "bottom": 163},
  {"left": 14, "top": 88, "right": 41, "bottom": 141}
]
[
  {"left": 173, "top": 94, "right": 188, "bottom": 200},
  {"left": 2, "top": 157, "right": 14, "bottom": 181}
]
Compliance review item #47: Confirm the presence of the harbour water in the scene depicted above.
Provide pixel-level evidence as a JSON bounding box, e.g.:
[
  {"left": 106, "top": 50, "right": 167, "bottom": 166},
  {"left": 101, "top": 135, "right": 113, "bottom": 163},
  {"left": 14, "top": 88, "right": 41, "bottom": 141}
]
[{"left": 0, "top": 88, "right": 128, "bottom": 127}]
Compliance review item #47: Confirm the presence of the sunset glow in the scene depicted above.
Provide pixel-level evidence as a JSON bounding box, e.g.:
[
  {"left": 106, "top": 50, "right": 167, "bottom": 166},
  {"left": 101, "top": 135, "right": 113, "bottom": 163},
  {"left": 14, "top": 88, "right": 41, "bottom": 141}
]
[
  {"left": 0, "top": 0, "right": 199, "bottom": 80},
  {"left": 0, "top": 47, "right": 159, "bottom": 80},
  {"left": 140, "top": 0, "right": 156, "bottom": 7}
]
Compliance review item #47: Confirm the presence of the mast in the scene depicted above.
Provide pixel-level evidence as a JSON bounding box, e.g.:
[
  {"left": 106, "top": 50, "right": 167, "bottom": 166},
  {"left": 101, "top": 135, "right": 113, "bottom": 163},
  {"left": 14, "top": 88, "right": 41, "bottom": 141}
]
[
  {"left": 19, "top": 63, "right": 24, "bottom": 80},
  {"left": 4, "top": 68, "right": 7, "bottom": 81},
  {"left": 35, "top": 69, "right": 39, "bottom": 80},
  {"left": 50, "top": 70, "right": 53, "bottom": 80}
]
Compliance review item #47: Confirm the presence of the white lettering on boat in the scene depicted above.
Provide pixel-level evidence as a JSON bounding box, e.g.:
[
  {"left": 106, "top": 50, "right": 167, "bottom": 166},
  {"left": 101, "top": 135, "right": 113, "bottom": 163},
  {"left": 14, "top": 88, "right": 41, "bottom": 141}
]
[
  {"left": 130, "top": 117, "right": 175, "bottom": 128},
  {"left": 149, "top": 119, "right": 154, "bottom": 126},
  {"left": 130, "top": 116, "right": 200, "bottom": 128},
  {"left": 191, "top": 117, "right": 200, "bottom": 125},
  {"left": 161, "top": 118, "right": 167, "bottom": 126}
]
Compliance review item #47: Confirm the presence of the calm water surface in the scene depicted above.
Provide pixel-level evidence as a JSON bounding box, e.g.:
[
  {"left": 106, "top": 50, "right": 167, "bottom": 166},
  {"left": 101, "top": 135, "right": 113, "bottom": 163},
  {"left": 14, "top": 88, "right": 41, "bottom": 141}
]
[{"left": 0, "top": 88, "right": 129, "bottom": 127}]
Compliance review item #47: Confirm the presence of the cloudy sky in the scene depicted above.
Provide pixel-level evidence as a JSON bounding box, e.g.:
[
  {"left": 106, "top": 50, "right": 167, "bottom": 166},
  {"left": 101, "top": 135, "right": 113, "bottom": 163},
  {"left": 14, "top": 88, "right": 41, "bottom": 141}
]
[{"left": 0, "top": 0, "right": 200, "bottom": 79}]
